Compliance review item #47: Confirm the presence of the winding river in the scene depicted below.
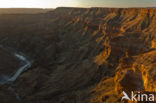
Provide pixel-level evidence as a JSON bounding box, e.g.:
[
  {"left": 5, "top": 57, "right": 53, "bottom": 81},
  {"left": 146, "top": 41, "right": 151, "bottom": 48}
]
[
  {"left": 0, "top": 46, "right": 32, "bottom": 101},
  {"left": 8, "top": 53, "right": 31, "bottom": 82},
  {"left": 0, "top": 46, "right": 32, "bottom": 85}
]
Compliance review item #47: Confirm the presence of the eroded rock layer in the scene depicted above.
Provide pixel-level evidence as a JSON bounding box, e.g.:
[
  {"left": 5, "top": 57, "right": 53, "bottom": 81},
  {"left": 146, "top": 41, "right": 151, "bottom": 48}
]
[{"left": 0, "top": 8, "right": 155, "bottom": 103}]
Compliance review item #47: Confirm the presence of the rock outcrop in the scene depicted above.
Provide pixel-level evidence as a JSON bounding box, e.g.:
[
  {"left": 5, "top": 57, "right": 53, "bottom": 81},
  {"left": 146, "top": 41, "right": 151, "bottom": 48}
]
[{"left": 0, "top": 7, "right": 155, "bottom": 103}]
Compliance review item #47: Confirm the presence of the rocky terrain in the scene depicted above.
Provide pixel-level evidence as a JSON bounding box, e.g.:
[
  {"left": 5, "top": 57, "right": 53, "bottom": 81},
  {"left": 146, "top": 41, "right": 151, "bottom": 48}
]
[{"left": 0, "top": 7, "right": 155, "bottom": 103}]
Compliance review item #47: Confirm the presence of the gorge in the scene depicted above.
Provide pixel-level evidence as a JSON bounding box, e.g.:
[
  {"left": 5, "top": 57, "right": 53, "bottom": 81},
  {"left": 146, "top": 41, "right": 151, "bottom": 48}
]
[{"left": 0, "top": 7, "right": 155, "bottom": 103}]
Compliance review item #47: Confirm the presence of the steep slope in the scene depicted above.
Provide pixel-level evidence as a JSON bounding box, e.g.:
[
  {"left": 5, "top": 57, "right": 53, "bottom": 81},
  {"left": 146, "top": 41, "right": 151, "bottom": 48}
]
[{"left": 0, "top": 8, "right": 155, "bottom": 103}]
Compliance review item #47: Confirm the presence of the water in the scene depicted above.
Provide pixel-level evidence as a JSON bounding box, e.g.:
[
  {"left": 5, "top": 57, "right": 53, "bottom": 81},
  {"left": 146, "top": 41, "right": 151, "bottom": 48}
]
[
  {"left": 0, "top": 75, "right": 10, "bottom": 84},
  {"left": 0, "top": 46, "right": 32, "bottom": 102},
  {"left": 0, "top": 53, "right": 31, "bottom": 84},
  {"left": 8, "top": 53, "right": 31, "bottom": 82}
]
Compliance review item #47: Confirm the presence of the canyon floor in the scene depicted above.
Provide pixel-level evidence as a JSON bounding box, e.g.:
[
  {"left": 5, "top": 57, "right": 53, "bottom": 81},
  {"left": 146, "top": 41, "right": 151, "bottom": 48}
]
[{"left": 0, "top": 8, "right": 155, "bottom": 103}]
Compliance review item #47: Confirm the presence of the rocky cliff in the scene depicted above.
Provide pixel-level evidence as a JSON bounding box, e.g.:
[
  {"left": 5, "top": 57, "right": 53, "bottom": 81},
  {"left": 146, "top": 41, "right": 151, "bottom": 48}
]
[{"left": 0, "top": 8, "right": 155, "bottom": 103}]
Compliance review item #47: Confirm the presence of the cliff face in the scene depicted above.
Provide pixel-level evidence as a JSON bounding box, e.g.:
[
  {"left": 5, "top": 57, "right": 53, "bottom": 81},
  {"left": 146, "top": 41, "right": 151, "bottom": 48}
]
[{"left": 0, "top": 8, "right": 155, "bottom": 103}]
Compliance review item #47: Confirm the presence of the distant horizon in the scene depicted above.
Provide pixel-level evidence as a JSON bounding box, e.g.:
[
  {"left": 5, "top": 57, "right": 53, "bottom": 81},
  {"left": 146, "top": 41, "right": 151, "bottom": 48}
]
[
  {"left": 0, "top": 6, "right": 155, "bottom": 9},
  {"left": 0, "top": 0, "right": 156, "bottom": 8}
]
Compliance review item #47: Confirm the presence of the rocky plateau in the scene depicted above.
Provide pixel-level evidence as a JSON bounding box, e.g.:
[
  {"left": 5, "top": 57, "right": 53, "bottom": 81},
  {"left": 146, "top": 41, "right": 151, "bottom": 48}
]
[{"left": 0, "top": 7, "right": 155, "bottom": 103}]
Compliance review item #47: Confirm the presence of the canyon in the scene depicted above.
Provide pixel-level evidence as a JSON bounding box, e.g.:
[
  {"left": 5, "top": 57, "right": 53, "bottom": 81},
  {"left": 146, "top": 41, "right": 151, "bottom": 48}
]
[{"left": 0, "top": 8, "right": 155, "bottom": 103}]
